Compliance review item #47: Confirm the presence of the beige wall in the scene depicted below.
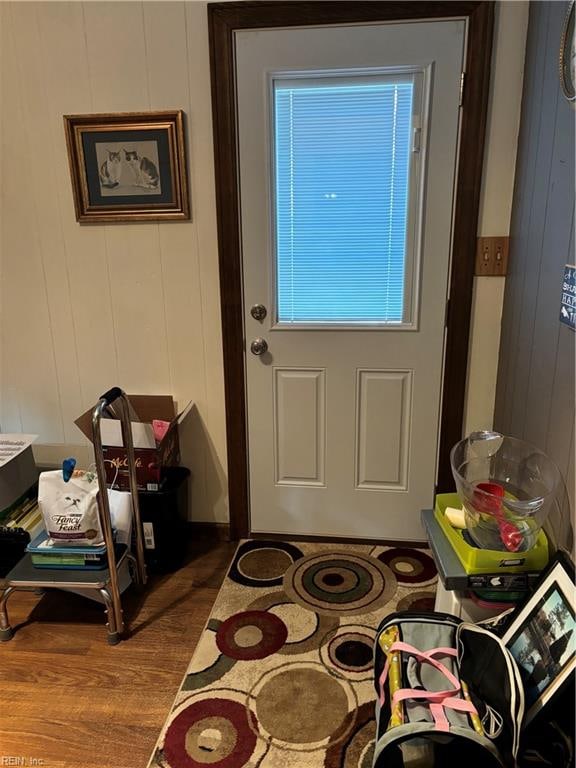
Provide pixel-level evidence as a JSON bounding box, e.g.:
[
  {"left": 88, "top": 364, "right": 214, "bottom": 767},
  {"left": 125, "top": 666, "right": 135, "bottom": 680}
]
[
  {"left": 0, "top": 1, "right": 527, "bottom": 521},
  {"left": 0, "top": 1, "right": 228, "bottom": 522},
  {"left": 465, "top": 0, "right": 529, "bottom": 435}
]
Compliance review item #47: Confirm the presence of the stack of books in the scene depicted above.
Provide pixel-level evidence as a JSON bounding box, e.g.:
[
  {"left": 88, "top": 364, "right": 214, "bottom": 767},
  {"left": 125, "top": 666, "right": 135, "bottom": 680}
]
[
  {"left": 26, "top": 530, "right": 110, "bottom": 569},
  {"left": 1, "top": 490, "right": 44, "bottom": 542}
]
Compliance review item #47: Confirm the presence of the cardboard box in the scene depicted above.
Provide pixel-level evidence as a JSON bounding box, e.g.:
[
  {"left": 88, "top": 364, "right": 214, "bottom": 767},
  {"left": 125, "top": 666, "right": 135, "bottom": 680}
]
[
  {"left": 75, "top": 395, "right": 191, "bottom": 492},
  {"left": 0, "top": 439, "right": 39, "bottom": 517}
]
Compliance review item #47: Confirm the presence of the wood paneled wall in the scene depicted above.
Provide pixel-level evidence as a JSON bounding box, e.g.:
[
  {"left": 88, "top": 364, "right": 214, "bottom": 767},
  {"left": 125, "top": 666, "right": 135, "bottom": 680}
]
[
  {"left": 0, "top": 1, "right": 529, "bottom": 527},
  {"left": 495, "top": 1, "right": 575, "bottom": 548},
  {"left": 0, "top": 2, "right": 228, "bottom": 522}
]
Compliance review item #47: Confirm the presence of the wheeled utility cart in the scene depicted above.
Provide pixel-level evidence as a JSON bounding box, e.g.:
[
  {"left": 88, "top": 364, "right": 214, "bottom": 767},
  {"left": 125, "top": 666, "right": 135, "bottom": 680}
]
[{"left": 0, "top": 388, "right": 147, "bottom": 644}]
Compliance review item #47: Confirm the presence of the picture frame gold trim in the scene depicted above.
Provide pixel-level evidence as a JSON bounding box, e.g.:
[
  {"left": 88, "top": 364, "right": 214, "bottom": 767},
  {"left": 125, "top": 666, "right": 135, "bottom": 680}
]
[{"left": 64, "top": 111, "right": 190, "bottom": 223}]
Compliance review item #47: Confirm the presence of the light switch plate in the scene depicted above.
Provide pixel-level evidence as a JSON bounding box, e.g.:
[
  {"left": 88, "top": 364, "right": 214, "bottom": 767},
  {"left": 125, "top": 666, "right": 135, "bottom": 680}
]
[{"left": 475, "top": 236, "right": 509, "bottom": 276}]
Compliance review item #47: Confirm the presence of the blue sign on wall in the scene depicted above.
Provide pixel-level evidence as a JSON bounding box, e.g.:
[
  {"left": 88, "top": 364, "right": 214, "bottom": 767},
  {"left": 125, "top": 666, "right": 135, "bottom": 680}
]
[{"left": 560, "top": 264, "right": 575, "bottom": 331}]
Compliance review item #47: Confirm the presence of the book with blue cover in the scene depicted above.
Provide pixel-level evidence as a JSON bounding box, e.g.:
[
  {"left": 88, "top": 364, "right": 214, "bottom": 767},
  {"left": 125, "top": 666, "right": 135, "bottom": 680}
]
[{"left": 26, "top": 530, "right": 109, "bottom": 569}]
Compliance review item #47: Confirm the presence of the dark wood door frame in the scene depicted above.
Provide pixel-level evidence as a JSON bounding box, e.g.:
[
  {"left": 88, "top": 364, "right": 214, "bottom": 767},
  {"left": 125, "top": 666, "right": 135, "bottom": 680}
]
[{"left": 208, "top": 1, "right": 494, "bottom": 540}]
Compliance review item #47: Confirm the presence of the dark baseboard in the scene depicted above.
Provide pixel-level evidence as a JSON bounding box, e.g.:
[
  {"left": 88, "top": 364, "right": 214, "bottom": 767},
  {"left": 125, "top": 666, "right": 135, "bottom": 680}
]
[
  {"left": 185, "top": 522, "right": 429, "bottom": 548},
  {"left": 248, "top": 531, "right": 429, "bottom": 548},
  {"left": 185, "top": 521, "right": 231, "bottom": 541}
]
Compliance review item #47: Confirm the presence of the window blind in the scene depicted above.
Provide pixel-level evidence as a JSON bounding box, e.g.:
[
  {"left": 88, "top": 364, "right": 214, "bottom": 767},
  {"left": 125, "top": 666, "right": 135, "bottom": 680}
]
[{"left": 274, "top": 79, "right": 413, "bottom": 323}]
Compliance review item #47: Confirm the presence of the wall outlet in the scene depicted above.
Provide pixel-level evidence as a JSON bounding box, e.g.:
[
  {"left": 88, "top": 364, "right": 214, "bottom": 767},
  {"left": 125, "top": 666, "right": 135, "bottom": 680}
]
[{"left": 475, "top": 236, "right": 509, "bottom": 276}]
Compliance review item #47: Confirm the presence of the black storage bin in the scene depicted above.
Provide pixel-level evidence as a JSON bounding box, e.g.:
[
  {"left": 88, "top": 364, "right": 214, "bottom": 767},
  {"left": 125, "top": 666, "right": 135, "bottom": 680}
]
[
  {"left": 0, "top": 528, "right": 30, "bottom": 578},
  {"left": 138, "top": 467, "right": 190, "bottom": 573}
]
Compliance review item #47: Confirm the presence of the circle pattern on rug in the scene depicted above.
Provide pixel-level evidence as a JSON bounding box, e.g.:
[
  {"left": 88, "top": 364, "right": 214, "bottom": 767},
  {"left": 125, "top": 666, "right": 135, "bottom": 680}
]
[
  {"left": 397, "top": 591, "right": 436, "bottom": 613},
  {"left": 182, "top": 654, "right": 237, "bottom": 693},
  {"left": 247, "top": 661, "right": 357, "bottom": 752},
  {"left": 229, "top": 541, "right": 303, "bottom": 588},
  {"left": 324, "top": 701, "right": 376, "bottom": 768},
  {"left": 161, "top": 692, "right": 260, "bottom": 767},
  {"left": 283, "top": 552, "right": 397, "bottom": 616},
  {"left": 216, "top": 610, "right": 287, "bottom": 660},
  {"left": 376, "top": 547, "right": 437, "bottom": 585},
  {"left": 320, "top": 624, "right": 377, "bottom": 682},
  {"left": 247, "top": 590, "right": 339, "bottom": 655}
]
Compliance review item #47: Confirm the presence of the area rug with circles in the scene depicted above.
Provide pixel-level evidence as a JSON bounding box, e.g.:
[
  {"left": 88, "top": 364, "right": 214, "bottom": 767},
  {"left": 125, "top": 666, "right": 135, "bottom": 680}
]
[{"left": 148, "top": 540, "right": 438, "bottom": 768}]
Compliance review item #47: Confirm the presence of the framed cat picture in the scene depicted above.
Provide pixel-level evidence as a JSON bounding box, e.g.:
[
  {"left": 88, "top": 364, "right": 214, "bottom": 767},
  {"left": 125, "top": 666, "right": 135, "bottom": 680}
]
[{"left": 64, "top": 111, "right": 190, "bottom": 222}]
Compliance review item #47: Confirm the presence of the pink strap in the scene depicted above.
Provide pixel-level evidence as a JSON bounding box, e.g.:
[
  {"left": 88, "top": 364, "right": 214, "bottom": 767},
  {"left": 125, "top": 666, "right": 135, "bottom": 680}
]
[
  {"left": 431, "top": 696, "right": 479, "bottom": 732},
  {"left": 391, "top": 642, "right": 461, "bottom": 690},
  {"left": 378, "top": 641, "right": 478, "bottom": 733},
  {"left": 430, "top": 702, "right": 451, "bottom": 732},
  {"left": 392, "top": 687, "right": 460, "bottom": 705},
  {"left": 379, "top": 641, "right": 459, "bottom": 706},
  {"left": 378, "top": 655, "right": 392, "bottom": 706},
  {"left": 393, "top": 687, "right": 479, "bottom": 733}
]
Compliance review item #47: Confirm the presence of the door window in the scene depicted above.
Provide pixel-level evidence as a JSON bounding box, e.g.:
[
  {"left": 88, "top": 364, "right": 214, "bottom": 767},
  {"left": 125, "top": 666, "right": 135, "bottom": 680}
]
[{"left": 273, "top": 72, "right": 424, "bottom": 327}]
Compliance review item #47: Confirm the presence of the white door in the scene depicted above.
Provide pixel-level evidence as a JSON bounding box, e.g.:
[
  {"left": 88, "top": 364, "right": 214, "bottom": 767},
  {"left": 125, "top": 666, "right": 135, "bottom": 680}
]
[{"left": 236, "top": 20, "right": 465, "bottom": 539}]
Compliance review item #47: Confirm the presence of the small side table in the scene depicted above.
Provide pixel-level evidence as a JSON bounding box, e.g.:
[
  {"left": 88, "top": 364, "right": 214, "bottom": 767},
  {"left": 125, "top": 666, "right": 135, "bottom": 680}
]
[{"left": 422, "top": 509, "right": 506, "bottom": 622}]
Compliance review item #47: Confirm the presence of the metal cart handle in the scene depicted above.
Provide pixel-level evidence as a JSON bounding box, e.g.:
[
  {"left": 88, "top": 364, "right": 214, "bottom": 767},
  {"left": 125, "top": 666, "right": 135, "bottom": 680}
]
[
  {"left": 91, "top": 388, "right": 148, "bottom": 636},
  {"left": 99, "top": 386, "right": 123, "bottom": 406}
]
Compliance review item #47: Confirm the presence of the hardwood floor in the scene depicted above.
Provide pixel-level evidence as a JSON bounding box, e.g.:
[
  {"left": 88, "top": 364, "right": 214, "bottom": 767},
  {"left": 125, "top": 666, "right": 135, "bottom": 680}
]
[{"left": 0, "top": 534, "right": 236, "bottom": 768}]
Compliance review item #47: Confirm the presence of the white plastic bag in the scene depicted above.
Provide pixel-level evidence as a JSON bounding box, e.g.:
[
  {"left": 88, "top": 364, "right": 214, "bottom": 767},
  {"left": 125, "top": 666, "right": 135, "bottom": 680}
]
[
  {"left": 108, "top": 488, "right": 132, "bottom": 545},
  {"left": 38, "top": 469, "right": 102, "bottom": 545}
]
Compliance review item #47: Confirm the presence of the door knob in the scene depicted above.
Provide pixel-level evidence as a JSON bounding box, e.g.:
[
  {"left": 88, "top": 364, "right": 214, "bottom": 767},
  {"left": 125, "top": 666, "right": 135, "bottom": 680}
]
[{"left": 250, "top": 338, "right": 268, "bottom": 355}]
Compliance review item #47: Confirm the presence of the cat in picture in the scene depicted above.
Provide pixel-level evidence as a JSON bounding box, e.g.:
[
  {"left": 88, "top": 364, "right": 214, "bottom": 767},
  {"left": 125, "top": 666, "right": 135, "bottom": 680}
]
[
  {"left": 123, "top": 149, "right": 160, "bottom": 190},
  {"left": 98, "top": 149, "right": 122, "bottom": 189}
]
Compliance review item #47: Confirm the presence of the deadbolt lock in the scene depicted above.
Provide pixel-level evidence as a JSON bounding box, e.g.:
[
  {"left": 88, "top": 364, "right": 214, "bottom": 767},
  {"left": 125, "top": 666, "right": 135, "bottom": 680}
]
[{"left": 250, "top": 304, "right": 267, "bottom": 322}]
